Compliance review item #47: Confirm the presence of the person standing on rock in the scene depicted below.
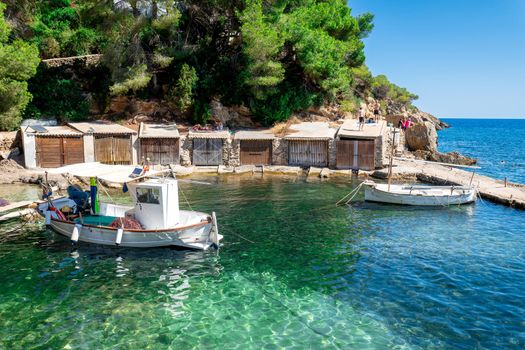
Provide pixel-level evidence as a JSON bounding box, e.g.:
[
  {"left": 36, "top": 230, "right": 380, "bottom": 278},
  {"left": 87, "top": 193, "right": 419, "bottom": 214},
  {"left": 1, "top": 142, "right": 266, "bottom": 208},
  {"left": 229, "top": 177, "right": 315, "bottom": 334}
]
[
  {"left": 359, "top": 107, "right": 365, "bottom": 130},
  {"left": 373, "top": 103, "right": 380, "bottom": 123}
]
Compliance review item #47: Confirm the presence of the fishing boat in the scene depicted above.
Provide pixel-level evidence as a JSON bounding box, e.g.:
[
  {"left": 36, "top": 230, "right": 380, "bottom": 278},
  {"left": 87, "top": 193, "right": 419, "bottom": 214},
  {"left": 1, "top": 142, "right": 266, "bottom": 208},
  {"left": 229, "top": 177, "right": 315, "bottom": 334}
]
[
  {"left": 36, "top": 163, "right": 222, "bottom": 250},
  {"left": 361, "top": 129, "right": 477, "bottom": 206},
  {"left": 362, "top": 180, "right": 476, "bottom": 206}
]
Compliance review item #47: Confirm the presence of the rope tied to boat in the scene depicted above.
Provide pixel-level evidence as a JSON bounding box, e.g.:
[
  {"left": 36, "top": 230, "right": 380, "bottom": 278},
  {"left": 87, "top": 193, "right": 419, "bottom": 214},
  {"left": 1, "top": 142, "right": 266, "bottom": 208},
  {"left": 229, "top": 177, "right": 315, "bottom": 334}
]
[{"left": 335, "top": 182, "right": 365, "bottom": 206}]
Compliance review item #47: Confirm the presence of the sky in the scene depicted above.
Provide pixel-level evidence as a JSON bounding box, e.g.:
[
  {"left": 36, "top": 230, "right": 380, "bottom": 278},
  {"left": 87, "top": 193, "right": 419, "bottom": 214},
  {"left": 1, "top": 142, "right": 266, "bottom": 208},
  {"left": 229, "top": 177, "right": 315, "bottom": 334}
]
[{"left": 349, "top": 0, "right": 525, "bottom": 119}]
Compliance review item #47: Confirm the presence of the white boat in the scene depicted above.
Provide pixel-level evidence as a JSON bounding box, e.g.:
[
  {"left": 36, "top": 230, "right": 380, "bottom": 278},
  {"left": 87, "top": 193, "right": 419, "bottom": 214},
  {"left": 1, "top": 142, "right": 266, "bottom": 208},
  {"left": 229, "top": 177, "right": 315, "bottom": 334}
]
[
  {"left": 36, "top": 163, "right": 222, "bottom": 250},
  {"left": 355, "top": 128, "right": 478, "bottom": 206},
  {"left": 363, "top": 181, "right": 476, "bottom": 206}
]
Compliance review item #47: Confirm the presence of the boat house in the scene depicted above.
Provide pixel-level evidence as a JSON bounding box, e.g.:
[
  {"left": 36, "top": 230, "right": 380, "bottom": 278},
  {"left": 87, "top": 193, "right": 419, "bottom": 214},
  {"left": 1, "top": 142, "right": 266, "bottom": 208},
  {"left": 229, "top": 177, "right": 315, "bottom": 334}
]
[
  {"left": 283, "top": 122, "right": 338, "bottom": 167},
  {"left": 335, "top": 120, "right": 387, "bottom": 170},
  {"left": 187, "top": 130, "right": 230, "bottom": 166},
  {"left": 233, "top": 130, "right": 275, "bottom": 166},
  {"left": 22, "top": 125, "right": 85, "bottom": 169},
  {"left": 68, "top": 122, "right": 138, "bottom": 165},
  {"left": 138, "top": 123, "right": 180, "bottom": 165}
]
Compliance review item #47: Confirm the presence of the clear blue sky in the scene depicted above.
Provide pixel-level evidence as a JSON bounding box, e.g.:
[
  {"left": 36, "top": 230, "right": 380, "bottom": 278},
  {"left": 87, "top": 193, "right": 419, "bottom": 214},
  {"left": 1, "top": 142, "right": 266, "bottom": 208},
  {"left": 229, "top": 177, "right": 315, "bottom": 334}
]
[{"left": 349, "top": 0, "right": 525, "bottom": 118}]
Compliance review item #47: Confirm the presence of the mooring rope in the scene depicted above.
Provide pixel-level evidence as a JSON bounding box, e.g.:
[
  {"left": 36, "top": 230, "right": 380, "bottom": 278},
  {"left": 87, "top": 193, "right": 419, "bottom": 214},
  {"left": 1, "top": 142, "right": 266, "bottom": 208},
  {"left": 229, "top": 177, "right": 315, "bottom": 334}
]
[{"left": 335, "top": 182, "right": 364, "bottom": 206}]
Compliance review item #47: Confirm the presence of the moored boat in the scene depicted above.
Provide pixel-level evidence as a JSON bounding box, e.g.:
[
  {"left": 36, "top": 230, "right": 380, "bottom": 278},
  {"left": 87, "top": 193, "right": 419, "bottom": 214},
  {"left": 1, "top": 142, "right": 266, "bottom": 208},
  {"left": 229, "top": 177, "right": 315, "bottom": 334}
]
[
  {"left": 36, "top": 163, "right": 222, "bottom": 250},
  {"left": 363, "top": 180, "right": 477, "bottom": 206}
]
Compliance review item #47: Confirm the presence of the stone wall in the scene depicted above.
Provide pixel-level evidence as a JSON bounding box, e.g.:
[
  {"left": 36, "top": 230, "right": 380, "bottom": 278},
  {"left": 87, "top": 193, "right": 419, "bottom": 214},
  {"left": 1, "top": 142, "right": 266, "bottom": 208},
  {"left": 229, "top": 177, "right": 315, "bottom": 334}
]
[
  {"left": 272, "top": 139, "right": 288, "bottom": 165},
  {"left": 328, "top": 139, "right": 337, "bottom": 168},
  {"left": 180, "top": 136, "right": 192, "bottom": 166},
  {"left": 41, "top": 54, "right": 103, "bottom": 68},
  {"left": 223, "top": 139, "right": 238, "bottom": 167}
]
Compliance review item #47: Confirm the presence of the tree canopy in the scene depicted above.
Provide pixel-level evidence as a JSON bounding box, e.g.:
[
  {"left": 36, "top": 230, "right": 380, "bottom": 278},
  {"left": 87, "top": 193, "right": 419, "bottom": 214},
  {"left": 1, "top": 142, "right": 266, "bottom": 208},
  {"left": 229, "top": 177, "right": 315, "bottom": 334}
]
[
  {"left": 0, "top": 2, "right": 40, "bottom": 131},
  {"left": 0, "top": 0, "right": 419, "bottom": 130}
]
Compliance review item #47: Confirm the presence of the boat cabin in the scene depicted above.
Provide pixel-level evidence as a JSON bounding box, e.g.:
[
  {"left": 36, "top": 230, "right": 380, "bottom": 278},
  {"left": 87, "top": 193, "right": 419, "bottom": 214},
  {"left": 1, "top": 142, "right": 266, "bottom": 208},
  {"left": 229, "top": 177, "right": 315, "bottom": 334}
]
[{"left": 128, "top": 179, "right": 180, "bottom": 229}]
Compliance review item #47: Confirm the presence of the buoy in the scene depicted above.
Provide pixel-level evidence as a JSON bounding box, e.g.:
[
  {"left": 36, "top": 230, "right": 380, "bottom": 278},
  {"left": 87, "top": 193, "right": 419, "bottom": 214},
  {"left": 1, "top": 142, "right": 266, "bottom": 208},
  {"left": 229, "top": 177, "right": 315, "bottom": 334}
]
[
  {"left": 45, "top": 210, "right": 51, "bottom": 225},
  {"left": 116, "top": 228, "right": 124, "bottom": 246},
  {"left": 71, "top": 224, "right": 82, "bottom": 243}
]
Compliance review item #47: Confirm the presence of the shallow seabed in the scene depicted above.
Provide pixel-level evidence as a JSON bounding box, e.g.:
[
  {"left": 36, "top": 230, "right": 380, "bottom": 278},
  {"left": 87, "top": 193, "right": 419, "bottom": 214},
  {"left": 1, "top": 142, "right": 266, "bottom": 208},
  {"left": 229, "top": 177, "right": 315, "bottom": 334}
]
[{"left": 0, "top": 176, "right": 524, "bottom": 349}]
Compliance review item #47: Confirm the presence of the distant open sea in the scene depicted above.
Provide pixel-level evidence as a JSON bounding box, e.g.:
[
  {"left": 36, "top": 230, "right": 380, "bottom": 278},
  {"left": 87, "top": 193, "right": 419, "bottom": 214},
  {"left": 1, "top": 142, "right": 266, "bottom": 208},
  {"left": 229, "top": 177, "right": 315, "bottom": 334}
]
[{"left": 438, "top": 118, "right": 525, "bottom": 184}]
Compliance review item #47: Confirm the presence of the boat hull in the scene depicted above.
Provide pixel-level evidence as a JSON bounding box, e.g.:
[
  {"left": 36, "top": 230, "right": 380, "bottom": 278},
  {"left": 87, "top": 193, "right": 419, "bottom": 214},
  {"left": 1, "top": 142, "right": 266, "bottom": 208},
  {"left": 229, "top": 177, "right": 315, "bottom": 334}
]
[
  {"left": 48, "top": 219, "right": 216, "bottom": 250},
  {"left": 364, "top": 183, "right": 476, "bottom": 206}
]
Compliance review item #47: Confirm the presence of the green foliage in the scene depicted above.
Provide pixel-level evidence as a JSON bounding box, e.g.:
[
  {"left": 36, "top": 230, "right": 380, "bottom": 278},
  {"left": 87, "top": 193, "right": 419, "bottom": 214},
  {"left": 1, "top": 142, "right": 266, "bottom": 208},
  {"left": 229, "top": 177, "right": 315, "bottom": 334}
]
[
  {"left": 0, "top": 3, "right": 40, "bottom": 130},
  {"left": 1, "top": 1, "right": 423, "bottom": 128},
  {"left": 372, "top": 74, "right": 418, "bottom": 106},
  {"left": 240, "top": 0, "right": 285, "bottom": 99},
  {"left": 24, "top": 66, "right": 89, "bottom": 122},
  {"left": 193, "top": 100, "right": 212, "bottom": 125},
  {"left": 168, "top": 64, "right": 198, "bottom": 113},
  {"left": 109, "top": 64, "right": 152, "bottom": 96},
  {"left": 251, "top": 83, "right": 321, "bottom": 126},
  {"left": 339, "top": 94, "right": 362, "bottom": 114}
]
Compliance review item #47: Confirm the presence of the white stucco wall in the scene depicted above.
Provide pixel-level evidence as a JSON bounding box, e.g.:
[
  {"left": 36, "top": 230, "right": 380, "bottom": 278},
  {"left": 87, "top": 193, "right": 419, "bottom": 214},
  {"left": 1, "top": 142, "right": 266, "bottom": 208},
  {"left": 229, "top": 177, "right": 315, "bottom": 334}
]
[
  {"left": 83, "top": 134, "right": 95, "bottom": 163},
  {"left": 22, "top": 132, "right": 37, "bottom": 169},
  {"left": 131, "top": 134, "right": 139, "bottom": 165}
]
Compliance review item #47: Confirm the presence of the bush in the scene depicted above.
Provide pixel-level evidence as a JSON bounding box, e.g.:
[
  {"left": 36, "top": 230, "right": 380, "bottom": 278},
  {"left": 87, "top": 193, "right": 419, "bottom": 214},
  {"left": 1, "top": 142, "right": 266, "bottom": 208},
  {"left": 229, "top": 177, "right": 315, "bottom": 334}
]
[
  {"left": 24, "top": 66, "right": 89, "bottom": 122},
  {"left": 167, "top": 64, "right": 198, "bottom": 113},
  {"left": 251, "top": 84, "right": 321, "bottom": 126}
]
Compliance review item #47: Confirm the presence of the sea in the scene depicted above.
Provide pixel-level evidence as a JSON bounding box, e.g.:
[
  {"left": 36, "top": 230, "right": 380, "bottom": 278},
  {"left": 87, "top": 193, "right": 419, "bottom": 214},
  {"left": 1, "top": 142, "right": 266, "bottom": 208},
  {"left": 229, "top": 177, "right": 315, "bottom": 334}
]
[
  {"left": 0, "top": 119, "right": 524, "bottom": 349},
  {"left": 439, "top": 118, "right": 525, "bottom": 184}
]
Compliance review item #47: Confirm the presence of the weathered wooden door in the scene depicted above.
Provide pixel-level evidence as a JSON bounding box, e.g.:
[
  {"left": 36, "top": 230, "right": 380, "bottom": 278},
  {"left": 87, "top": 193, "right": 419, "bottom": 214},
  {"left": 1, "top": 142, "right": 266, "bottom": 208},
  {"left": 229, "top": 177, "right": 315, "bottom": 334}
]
[
  {"left": 193, "top": 139, "right": 223, "bottom": 166},
  {"left": 62, "top": 137, "right": 84, "bottom": 165},
  {"left": 288, "top": 140, "right": 328, "bottom": 167},
  {"left": 240, "top": 140, "right": 272, "bottom": 165},
  {"left": 95, "top": 136, "right": 132, "bottom": 165},
  {"left": 36, "top": 137, "right": 84, "bottom": 168},
  {"left": 336, "top": 139, "right": 375, "bottom": 170},
  {"left": 36, "top": 137, "right": 62, "bottom": 168},
  {"left": 140, "top": 138, "right": 179, "bottom": 164}
]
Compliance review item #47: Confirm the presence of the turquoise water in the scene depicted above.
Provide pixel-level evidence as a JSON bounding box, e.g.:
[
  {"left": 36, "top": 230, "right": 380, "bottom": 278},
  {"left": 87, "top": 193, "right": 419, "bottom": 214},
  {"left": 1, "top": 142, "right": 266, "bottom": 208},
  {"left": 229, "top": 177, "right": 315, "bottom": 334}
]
[
  {"left": 1, "top": 176, "right": 525, "bottom": 349},
  {"left": 439, "top": 118, "right": 525, "bottom": 184}
]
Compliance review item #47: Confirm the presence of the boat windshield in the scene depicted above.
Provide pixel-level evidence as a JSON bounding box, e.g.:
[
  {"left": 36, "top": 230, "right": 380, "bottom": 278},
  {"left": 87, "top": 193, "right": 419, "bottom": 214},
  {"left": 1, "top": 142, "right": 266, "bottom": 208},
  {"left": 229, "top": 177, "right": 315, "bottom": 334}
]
[{"left": 136, "top": 188, "right": 160, "bottom": 204}]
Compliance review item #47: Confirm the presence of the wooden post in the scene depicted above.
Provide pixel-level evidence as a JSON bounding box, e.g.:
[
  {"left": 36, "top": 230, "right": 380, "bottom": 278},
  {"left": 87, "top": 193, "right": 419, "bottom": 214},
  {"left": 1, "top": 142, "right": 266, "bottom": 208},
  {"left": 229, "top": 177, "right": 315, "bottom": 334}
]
[
  {"left": 387, "top": 129, "right": 397, "bottom": 192},
  {"left": 469, "top": 171, "right": 476, "bottom": 187}
]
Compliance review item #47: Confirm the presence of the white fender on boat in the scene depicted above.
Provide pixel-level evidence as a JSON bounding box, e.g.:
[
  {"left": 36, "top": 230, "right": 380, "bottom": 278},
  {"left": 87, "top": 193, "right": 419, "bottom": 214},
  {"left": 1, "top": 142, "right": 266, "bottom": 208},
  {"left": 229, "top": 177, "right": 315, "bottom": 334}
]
[
  {"left": 71, "top": 224, "right": 82, "bottom": 243},
  {"left": 45, "top": 210, "right": 51, "bottom": 225},
  {"left": 116, "top": 228, "right": 124, "bottom": 246},
  {"left": 211, "top": 212, "right": 219, "bottom": 247}
]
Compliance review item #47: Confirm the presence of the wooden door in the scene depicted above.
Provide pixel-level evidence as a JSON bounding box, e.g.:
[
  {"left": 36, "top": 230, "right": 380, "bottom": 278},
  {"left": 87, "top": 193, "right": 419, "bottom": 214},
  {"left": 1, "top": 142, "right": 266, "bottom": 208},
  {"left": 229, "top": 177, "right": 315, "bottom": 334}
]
[
  {"left": 288, "top": 140, "right": 328, "bottom": 167},
  {"left": 240, "top": 140, "right": 272, "bottom": 165},
  {"left": 140, "top": 138, "right": 179, "bottom": 164},
  {"left": 95, "top": 136, "right": 132, "bottom": 165},
  {"left": 36, "top": 136, "right": 84, "bottom": 168},
  {"left": 36, "top": 137, "right": 62, "bottom": 168},
  {"left": 358, "top": 140, "right": 375, "bottom": 170},
  {"left": 63, "top": 137, "right": 84, "bottom": 165},
  {"left": 193, "top": 139, "right": 223, "bottom": 166},
  {"left": 336, "top": 139, "right": 375, "bottom": 170}
]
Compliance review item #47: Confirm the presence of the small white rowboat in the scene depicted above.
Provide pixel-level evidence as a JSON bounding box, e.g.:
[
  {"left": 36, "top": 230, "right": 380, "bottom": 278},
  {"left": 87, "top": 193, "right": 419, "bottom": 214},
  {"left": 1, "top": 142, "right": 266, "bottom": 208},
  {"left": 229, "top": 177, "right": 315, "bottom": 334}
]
[{"left": 363, "top": 181, "right": 477, "bottom": 206}]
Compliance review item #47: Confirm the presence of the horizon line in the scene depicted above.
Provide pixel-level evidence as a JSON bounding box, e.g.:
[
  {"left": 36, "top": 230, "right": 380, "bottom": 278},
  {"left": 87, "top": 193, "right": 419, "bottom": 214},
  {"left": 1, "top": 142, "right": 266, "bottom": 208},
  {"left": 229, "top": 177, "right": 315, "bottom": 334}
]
[{"left": 438, "top": 116, "right": 525, "bottom": 120}]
